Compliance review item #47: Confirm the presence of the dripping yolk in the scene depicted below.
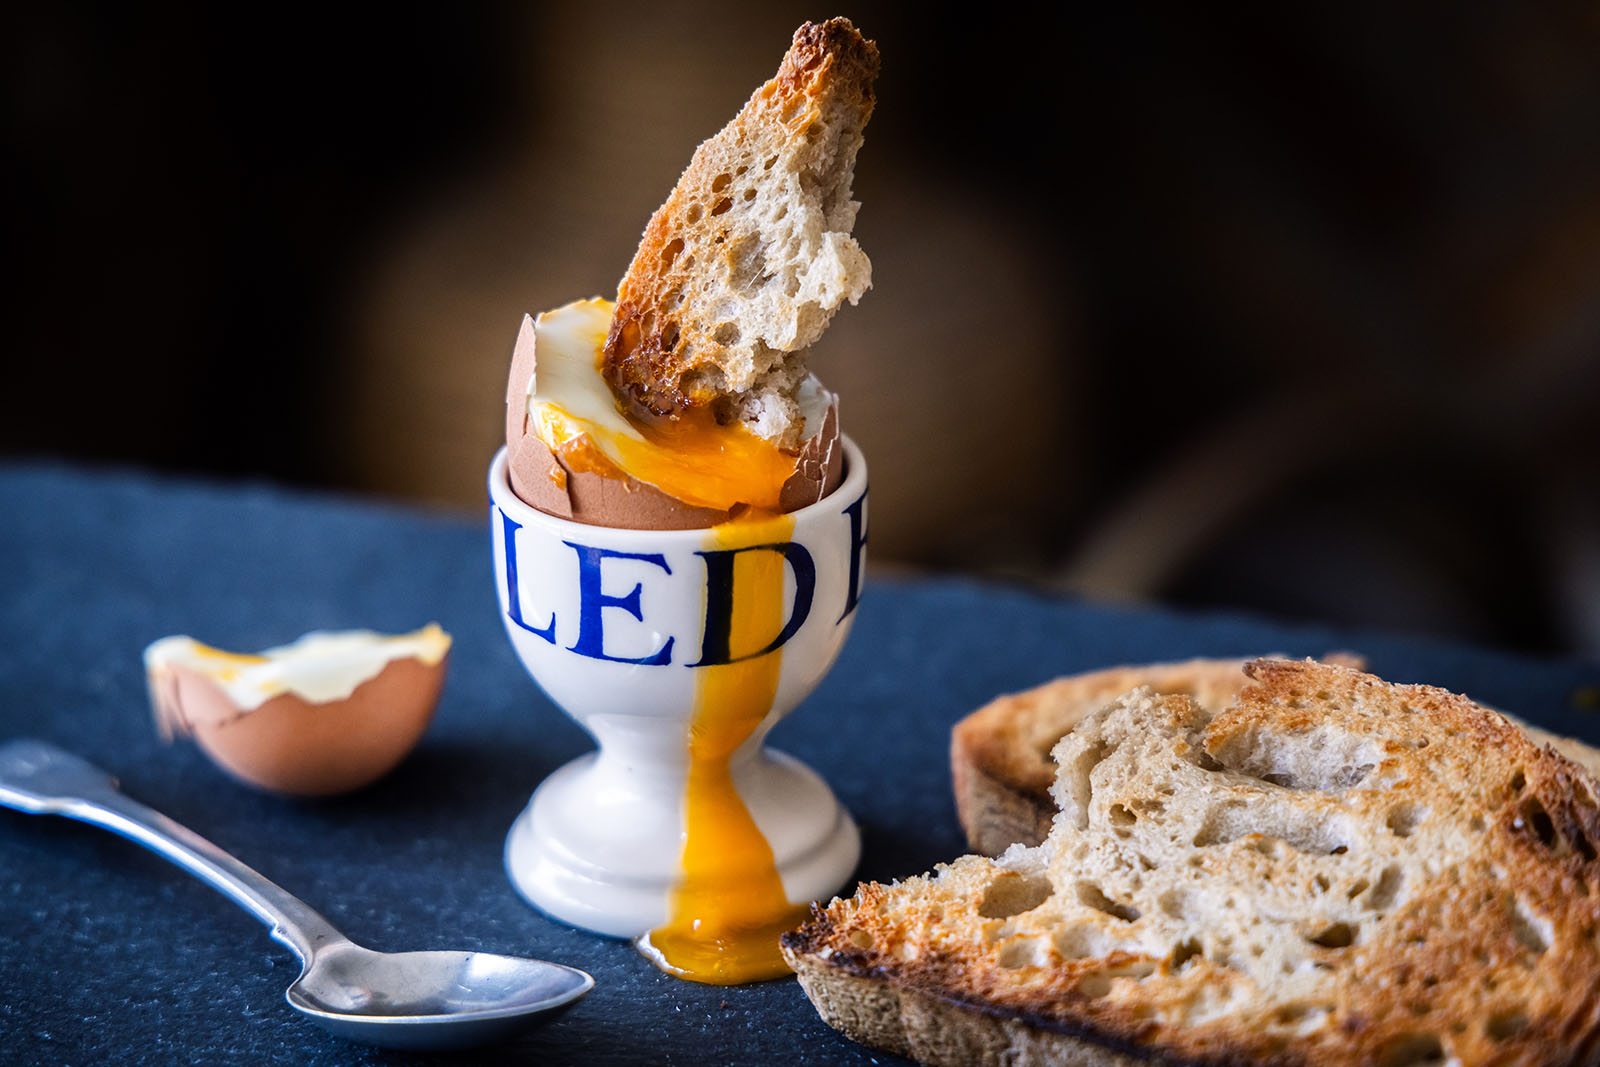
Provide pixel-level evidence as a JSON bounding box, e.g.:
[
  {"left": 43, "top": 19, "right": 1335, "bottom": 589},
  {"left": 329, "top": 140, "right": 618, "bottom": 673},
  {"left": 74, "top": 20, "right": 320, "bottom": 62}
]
[{"left": 636, "top": 509, "right": 810, "bottom": 984}]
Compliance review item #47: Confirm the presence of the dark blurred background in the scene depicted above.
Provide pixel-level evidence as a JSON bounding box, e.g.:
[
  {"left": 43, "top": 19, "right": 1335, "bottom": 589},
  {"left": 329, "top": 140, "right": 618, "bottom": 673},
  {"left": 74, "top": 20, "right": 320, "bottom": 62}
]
[{"left": 6, "top": 2, "right": 1599, "bottom": 655}]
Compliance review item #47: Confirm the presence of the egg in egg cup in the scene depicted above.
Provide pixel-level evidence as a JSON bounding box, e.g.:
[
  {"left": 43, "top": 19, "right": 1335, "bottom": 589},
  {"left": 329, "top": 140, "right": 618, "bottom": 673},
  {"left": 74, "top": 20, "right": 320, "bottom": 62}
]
[{"left": 489, "top": 441, "right": 866, "bottom": 981}]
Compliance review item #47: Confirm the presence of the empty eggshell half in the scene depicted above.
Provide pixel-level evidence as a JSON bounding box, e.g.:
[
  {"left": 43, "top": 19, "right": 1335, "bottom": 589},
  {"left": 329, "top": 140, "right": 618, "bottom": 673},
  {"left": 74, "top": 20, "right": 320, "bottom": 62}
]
[
  {"left": 145, "top": 625, "right": 450, "bottom": 796},
  {"left": 504, "top": 309, "right": 843, "bottom": 530}
]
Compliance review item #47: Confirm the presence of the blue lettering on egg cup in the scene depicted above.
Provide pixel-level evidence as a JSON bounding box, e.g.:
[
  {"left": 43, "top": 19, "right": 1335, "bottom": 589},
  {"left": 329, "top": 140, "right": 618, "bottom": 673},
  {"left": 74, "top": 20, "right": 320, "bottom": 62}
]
[{"left": 488, "top": 440, "right": 867, "bottom": 939}]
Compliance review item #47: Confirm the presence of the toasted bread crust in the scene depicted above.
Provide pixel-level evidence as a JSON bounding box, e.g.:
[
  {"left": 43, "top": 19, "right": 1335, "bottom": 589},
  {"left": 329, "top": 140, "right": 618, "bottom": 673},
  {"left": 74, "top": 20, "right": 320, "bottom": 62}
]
[
  {"left": 788, "top": 920, "right": 1272, "bottom": 1067},
  {"left": 791, "top": 661, "right": 1600, "bottom": 1066},
  {"left": 787, "top": 937, "right": 1177, "bottom": 1067},
  {"left": 603, "top": 19, "right": 878, "bottom": 443},
  {"left": 950, "top": 747, "right": 1059, "bottom": 861}
]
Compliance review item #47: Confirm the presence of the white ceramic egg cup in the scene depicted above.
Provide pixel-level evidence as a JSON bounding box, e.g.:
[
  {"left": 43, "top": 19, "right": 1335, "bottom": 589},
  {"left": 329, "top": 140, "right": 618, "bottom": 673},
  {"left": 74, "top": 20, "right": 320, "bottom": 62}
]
[{"left": 488, "top": 441, "right": 867, "bottom": 938}]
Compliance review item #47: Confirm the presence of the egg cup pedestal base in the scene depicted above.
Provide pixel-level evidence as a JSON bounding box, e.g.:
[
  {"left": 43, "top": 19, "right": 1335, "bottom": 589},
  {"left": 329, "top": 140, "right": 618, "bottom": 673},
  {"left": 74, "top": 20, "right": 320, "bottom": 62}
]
[{"left": 503, "top": 747, "right": 860, "bottom": 939}]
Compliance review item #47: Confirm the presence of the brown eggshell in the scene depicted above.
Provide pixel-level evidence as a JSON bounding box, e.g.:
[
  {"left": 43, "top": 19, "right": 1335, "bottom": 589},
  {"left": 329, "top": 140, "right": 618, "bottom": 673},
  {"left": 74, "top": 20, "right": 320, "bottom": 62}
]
[
  {"left": 504, "top": 312, "right": 843, "bottom": 529},
  {"left": 151, "top": 654, "right": 446, "bottom": 797}
]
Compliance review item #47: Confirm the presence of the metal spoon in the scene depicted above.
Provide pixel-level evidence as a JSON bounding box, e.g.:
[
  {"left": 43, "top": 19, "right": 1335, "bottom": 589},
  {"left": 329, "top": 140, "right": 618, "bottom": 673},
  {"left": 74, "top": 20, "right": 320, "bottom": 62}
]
[{"left": 0, "top": 739, "right": 593, "bottom": 1050}]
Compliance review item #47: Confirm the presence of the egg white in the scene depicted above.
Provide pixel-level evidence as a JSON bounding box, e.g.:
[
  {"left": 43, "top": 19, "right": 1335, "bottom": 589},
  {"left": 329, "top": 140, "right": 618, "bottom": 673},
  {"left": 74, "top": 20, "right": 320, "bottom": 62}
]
[{"left": 144, "top": 624, "right": 451, "bottom": 710}]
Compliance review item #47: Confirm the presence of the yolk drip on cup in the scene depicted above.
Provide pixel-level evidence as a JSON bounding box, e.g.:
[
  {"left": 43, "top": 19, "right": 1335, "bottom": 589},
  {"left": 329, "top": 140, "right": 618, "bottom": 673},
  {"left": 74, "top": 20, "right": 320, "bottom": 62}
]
[{"left": 635, "top": 509, "right": 811, "bottom": 984}]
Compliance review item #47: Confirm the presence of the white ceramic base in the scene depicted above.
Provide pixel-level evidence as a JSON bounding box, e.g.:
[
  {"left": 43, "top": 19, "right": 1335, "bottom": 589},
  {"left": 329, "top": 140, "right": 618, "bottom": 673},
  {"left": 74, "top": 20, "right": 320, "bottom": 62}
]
[{"left": 504, "top": 747, "right": 860, "bottom": 939}]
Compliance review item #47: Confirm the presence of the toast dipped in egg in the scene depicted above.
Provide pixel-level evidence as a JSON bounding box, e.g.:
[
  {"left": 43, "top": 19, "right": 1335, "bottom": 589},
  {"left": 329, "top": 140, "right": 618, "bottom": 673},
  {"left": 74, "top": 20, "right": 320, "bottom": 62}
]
[
  {"left": 603, "top": 16, "right": 878, "bottom": 448},
  {"left": 505, "top": 18, "right": 878, "bottom": 526}
]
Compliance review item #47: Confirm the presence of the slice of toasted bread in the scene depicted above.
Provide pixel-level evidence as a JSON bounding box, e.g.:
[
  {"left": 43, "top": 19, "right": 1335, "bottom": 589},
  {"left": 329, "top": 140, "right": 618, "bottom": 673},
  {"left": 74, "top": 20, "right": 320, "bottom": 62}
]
[
  {"left": 952, "top": 655, "right": 1600, "bottom": 857},
  {"left": 603, "top": 18, "right": 878, "bottom": 448},
  {"left": 952, "top": 658, "right": 1279, "bottom": 856},
  {"left": 786, "top": 659, "right": 1600, "bottom": 1066}
]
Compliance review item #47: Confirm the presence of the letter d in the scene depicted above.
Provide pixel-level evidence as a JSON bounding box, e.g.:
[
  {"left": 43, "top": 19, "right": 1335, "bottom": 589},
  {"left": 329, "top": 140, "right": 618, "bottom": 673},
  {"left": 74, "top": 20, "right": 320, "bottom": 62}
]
[{"left": 690, "top": 543, "right": 816, "bottom": 667}]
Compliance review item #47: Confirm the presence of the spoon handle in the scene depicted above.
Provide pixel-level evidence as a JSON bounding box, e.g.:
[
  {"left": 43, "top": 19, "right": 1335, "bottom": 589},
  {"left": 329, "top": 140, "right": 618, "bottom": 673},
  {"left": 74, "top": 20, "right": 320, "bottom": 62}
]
[{"left": 0, "top": 739, "right": 345, "bottom": 961}]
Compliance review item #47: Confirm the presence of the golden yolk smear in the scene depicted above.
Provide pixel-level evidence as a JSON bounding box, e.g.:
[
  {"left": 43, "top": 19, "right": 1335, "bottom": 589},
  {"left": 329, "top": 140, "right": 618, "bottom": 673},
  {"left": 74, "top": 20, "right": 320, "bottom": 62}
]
[
  {"left": 636, "top": 509, "right": 810, "bottom": 984},
  {"left": 546, "top": 402, "right": 800, "bottom": 513}
]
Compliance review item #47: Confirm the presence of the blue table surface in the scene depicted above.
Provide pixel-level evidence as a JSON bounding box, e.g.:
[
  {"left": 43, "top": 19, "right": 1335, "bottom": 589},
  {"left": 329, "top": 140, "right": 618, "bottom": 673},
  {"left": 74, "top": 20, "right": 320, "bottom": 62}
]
[{"left": 2, "top": 462, "right": 1597, "bottom": 1066}]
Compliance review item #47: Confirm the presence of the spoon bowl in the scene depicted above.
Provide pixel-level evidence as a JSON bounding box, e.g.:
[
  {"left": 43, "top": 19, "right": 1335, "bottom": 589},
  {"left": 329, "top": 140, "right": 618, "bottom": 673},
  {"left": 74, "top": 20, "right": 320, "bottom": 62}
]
[
  {"left": 0, "top": 739, "right": 593, "bottom": 1050},
  {"left": 286, "top": 945, "right": 592, "bottom": 1049}
]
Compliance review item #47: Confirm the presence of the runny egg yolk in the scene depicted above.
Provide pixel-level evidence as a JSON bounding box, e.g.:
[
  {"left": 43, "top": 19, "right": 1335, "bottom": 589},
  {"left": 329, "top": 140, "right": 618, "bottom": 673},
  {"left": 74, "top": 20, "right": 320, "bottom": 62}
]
[
  {"left": 635, "top": 508, "right": 810, "bottom": 984},
  {"left": 552, "top": 401, "right": 800, "bottom": 513},
  {"left": 526, "top": 298, "right": 802, "bottom": 513}
]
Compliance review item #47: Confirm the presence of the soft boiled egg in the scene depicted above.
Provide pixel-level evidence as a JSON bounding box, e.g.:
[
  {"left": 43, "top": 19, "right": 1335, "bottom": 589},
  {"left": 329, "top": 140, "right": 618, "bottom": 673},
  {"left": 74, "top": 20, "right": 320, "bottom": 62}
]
[
  {"left": 502, "top": 298, "right": 850, "bottom": 983},
  {"left": 503, "top": 297, "right": 841, "bottom": 530},
  {"left": 146, "top": 625, "right": 450, "bottom": 796}
]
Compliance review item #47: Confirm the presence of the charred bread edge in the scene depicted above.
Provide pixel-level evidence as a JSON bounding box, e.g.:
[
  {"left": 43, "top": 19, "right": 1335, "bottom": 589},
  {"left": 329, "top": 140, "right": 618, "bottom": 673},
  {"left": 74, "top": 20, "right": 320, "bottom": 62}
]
[
  {"left": 782, "top": 926, "right": 1300, "bottom": 1067},
  {"left": 950, "top": 731, "right": 1054, "bottom": 854}
]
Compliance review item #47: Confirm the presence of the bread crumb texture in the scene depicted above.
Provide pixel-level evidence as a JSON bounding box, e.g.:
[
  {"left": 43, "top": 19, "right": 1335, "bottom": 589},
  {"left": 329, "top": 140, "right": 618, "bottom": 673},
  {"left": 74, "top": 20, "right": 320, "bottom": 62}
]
[
  {"left": 786, "top": 660, "right": 1600, "bottom": 1066},
  {"left": 603, "top": 18, "right": 878, "bottom": 448},
  {"left": 953, "top": 658, "right": 1286, "bottom": 837}
]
